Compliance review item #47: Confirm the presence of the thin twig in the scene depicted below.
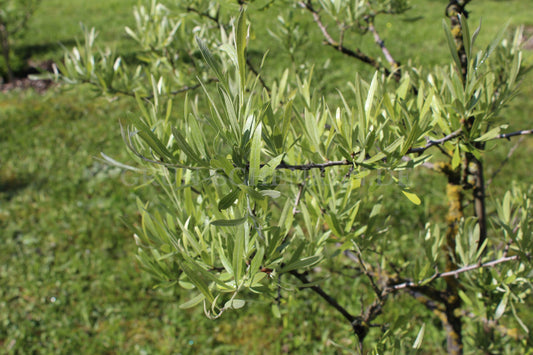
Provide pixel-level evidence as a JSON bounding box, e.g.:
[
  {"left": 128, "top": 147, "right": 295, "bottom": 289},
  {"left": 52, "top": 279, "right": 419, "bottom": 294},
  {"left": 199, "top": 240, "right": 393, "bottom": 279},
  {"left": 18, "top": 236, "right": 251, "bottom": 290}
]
[
  {"left": 246, "top": 57, "right": 270, "bottom": 92},
  {"left": 408, "top": 129, "right": 462, "bottom": 154},
  {"left": 486, "top": 137, "right": 524, "bottom": 187},
  {"left": 289, "top": 269, "right": 384, "bottom": 348},
  {"left": 276, "top": 159, "right": 352, "bottom": 171},
  {"left": 367, "top": 20, "right": 401, "bottom": 81},
  {"left": 298, "top": 1, "right": 392, "bottom": 77},
  {"left": 386, "top": 255, "right": 520, "bottom": 292},
  {"left": 352, "top": 247, "right": 383, "bottom": 300},
  {"left": 494, "top": 129, "right": 533, "bottom": 140},
  {"left": 186, "top": 6, "right": 220, "bottom": 24},
  {"left": 289, "top": 270, "right": 356, "bottom": 324},
  {"left": 292, "top": 182, "right": 305, "bottom": 215}
]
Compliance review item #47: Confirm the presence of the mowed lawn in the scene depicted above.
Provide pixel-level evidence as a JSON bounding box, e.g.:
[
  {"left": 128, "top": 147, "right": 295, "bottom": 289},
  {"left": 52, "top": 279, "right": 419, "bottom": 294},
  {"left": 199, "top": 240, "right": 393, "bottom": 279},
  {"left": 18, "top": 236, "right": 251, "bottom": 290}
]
[{"left": 1, "top": 0, "right": 532, "bottom": 353}]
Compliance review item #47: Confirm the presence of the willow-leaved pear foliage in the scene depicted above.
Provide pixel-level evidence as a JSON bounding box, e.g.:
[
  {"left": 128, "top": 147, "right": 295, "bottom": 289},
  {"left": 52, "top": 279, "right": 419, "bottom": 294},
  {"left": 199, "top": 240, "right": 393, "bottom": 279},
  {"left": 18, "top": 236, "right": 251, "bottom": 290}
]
[{"left": 55, "top": 0, "right": 532, "bottom": 353}]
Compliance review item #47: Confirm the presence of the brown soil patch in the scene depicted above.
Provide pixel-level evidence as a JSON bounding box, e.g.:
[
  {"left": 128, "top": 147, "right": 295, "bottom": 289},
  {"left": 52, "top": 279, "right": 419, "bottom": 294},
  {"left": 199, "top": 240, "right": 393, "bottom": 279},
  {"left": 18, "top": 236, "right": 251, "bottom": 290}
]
[
  {"left": 0, "top": 59, "right": 55, "bottom": 93},
  {"left": 0, "top": 77, "right": 53, "bottom": 93}
]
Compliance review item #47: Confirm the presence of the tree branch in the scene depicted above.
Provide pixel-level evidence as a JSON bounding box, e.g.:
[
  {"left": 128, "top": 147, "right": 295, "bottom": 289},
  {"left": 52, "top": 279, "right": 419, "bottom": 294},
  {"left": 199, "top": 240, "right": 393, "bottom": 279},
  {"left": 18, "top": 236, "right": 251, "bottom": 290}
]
[
  {"left": 351, "top": 248, "right": 384, "bottom": 301},
  {"left": 289, "top": 270, "right": 357, "bottom": 324},
  {"left": 298, "top": 1, "right": 393, "bottom": 77},
  {"left": 289, "top": 269, "right": 384, "bottom": 348},
  {"left": 272, "top": 127, "right": 533, "bottom": 172},
  {"left": 367, "top": 20, "right": 401, "bottom": 81},
  {"left": 486, "top": 137, "right": 524, "bottom": 187},
  {"left": 408, "top": 129, "right": 463, "bottom": 154},
  {"left": 185, "top": 6, "right": 220, "bottom": 24},
  {"left": 494, "top": 129, "right": 533, "bottom": 140},
  {"left": 386, "top": 255, "right": 521, "bottom": 292}
]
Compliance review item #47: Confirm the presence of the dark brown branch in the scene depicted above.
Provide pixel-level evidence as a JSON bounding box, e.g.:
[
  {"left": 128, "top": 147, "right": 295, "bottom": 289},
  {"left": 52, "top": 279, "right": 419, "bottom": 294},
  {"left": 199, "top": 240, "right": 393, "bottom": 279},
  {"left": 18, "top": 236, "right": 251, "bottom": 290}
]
[
  {"left": 246, "top": 57, "right": 270, "bottom": 92},
  {"left": 289, "top": 269, "right": 383, "bottom": 348},
  {"left": 494, "top": 129, "right": 533, "bottom": 140},
  {"left": 408, "top": 129, "right": 463, "bottom": 154},
  {"left": 289, "top": 270, "right": 357, "bottom": 324},
  {"left": 186, "top": 6, "right": 220, "bottom": 24},
  {"left": 276, "top": 159, "right": 352, "bottom": 171},
  {"left": 272, "top": 128, "right": 533, "bottom": 171},
  {"left": 274, "top": 129, "right": 463, "bottom": 171}
]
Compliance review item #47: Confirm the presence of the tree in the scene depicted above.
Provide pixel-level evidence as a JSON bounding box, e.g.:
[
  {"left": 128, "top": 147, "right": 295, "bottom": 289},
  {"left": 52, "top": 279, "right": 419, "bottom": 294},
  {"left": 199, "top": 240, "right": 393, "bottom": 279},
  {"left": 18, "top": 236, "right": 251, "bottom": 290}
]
[
  {"left": 54, "top": 0, "right": 532, "bottom": 353},
  {"left": 0, "top": 0, "right": 41, "bottom": 82}
]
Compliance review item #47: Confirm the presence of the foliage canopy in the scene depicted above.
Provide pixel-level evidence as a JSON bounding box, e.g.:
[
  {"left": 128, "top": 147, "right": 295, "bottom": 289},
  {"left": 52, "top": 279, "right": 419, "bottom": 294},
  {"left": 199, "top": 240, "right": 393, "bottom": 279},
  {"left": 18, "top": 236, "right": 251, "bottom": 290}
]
[{"left": 55, "top": 0, "right": 532, "bottom": 353}]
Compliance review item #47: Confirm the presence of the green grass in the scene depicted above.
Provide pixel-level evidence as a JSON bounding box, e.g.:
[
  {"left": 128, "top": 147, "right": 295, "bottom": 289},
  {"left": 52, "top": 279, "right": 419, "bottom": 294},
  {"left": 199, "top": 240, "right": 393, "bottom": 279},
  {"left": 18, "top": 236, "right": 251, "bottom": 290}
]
[{"left": 1, "top": 0, "right": 533, "bottom": 353}]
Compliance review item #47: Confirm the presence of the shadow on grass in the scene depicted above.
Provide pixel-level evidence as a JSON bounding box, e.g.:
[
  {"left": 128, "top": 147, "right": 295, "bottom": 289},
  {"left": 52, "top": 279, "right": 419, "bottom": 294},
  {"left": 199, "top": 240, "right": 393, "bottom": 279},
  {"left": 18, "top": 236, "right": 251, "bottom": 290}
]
[
  {"left": 2, "top": 40, "right": 78, "bottom": 81},
  {"left": 0, "top": 173, "right": 32, "bottom": 201}
]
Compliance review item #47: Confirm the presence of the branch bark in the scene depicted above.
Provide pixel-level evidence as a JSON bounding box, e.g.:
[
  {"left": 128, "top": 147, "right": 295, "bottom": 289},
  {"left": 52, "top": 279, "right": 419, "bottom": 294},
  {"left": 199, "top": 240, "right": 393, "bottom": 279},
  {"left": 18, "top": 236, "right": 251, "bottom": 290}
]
[
  {"left": 367, "top": 20, "right": 401, "bottom": 81},
  {"left": 386, "top": 255, "right": 521, "bottom": 292},
  {"left": 298, "top": 1, "right": 394, "bottom": 78},
  {"left": 289, "top": 269, "right": 384, "bottom": 350}
]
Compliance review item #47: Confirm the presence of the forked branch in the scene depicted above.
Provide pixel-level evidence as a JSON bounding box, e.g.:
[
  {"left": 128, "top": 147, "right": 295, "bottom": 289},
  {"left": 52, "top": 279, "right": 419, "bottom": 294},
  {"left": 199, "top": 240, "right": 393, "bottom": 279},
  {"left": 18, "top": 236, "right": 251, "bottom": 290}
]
[{"left": 298, "top": 0, "right": 393, "bottom": 78}]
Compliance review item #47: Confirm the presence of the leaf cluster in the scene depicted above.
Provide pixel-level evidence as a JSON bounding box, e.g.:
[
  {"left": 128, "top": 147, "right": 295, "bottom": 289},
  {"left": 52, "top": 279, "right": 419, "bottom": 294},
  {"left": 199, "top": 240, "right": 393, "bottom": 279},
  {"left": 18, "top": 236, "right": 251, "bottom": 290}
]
[{"left": 54, "top": 0, "right": 533, "bottom": 352}]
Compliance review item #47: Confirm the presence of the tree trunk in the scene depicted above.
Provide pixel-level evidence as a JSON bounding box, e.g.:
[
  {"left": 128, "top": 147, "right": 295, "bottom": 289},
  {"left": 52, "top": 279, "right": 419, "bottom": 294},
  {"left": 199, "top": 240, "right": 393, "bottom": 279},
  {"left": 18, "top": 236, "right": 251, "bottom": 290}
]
[
  {"left": 0, "top": 19, "right": 14, "bottom": 83},
  {"left": 443, "top": 166, "right": 464, "bottom": 355}
]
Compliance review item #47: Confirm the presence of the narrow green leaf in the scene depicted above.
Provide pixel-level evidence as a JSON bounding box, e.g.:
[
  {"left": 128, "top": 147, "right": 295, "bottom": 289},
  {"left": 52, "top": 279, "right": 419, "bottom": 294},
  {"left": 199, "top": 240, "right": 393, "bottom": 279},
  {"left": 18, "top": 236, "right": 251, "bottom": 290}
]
[
  {"left": 452, "top": 146, "right": 461, "bottom": 169},
  {"left": 196, "top": 36, "right": 226, "bottom": 86},
  {"left": 494, "top": 292, "right": 509, "bottom": 320},
  {"left": 221, "top": 88, "right": 240, "bottom": 142},
  {"left": 249, "top": 122, "right": 262, "bottom": 185},
  {"left": 272, "top": 304, "right": 281, "bottom": 318},
  {"left": 280, "top": 255, "right": 321, "bottom": 273},
  {"left": 225, "top": 299, "right": 246, "bottom": 310},
  {"left": 365, "top": 72, "right": 379, "bottom": 118},
  {"left": 100, "top": 153, "right": 142, "bottom": 172},
  {"left": 211, "top": 217, "right": 247, "bottom": 227},
  {"left": 179, "top": 293, "right": 206, "bottom": 309},
  {"left": 443, "top": 20, "right": 463, "bottom": 73},
  {"left": 182, "top": 254, "right": 233, "bottom": 290},
  {"left": 218, "top": 189, "right": 241, "bottom": 210},
  {"left": 510, "top": 301, "right": 529, "bottom": 333},
  {"left": 236, "top": 9, "right": 247, "bottom": 88},
  {"left": 412, "top": 324, "right": 426, "bottom": 349},
  {"left": 178, "top": 260, "right": 215, "bottom": 304},
  {"left": 259, "top": 154, "right": 284, "bottom": 181},
  {"left": 233, "top": 227, "right": 245, "bottom": 281},
  {"left": 240, "top": 185, "right": 265, "bottom": 201},
  {"left": 172, "top": 126, "right": 202, "bottom": 164},
  {"left": 460, "top": 14, "right": 472, "bottom": 62},
  {"left": 260, "top": 190, "right": 281, "bottom": 199},
  {"left": 217, "top": 245, "right": 234, "bottom": 275},
  {"left": 325, "top": 213, "right": 344, "bottom": 238},
  {"left": 128, "top": 115, "right": 174, "bottom": 162},
  {"left": 250, "top": 247, "right": 265, "bottom": 276},
  {"left": 402, "top": 190, "right": 422, "bottom": 205}
]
